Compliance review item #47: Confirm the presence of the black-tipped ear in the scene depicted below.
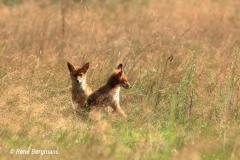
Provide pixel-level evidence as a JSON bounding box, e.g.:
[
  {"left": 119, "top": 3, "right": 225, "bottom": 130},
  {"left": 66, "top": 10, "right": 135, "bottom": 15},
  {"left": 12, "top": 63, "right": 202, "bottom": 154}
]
[
  {"left": 67, "top": 62, "right": 75, "bottom": 73},
  {"left": 81, "top": 62, "right": 90, "bottom": 73},
  {"left": 117, "top": 64, "right": 123, "bottom": 70}
]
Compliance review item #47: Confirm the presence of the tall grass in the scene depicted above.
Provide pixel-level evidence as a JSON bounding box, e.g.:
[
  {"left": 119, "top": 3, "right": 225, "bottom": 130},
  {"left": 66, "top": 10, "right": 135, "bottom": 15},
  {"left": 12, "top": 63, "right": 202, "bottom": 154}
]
[{"left": 0, "top": 0, "right": 240, "bottom": 159}]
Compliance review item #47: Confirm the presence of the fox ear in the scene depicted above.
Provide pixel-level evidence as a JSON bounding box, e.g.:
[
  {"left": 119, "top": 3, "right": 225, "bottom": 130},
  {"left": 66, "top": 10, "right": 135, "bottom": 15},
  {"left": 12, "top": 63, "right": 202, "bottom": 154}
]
[
  {"left": 118, "top": 70, "right": 123, "bottom": 77},
  {"left": 116, "top": 63, "right": 123, "bottom": 70},
  {"left": 67, "top": 62, "right": 75, "bottom": 73},
  {"left": 81, "top": 62, "right": 90, "bottom": 73}
]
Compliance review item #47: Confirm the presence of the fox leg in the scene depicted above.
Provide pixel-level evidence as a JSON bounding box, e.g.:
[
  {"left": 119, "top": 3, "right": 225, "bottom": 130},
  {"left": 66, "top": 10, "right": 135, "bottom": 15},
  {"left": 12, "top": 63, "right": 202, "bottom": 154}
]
[{"left": 111, "top": 103, "right": 127, "bottom": 118}]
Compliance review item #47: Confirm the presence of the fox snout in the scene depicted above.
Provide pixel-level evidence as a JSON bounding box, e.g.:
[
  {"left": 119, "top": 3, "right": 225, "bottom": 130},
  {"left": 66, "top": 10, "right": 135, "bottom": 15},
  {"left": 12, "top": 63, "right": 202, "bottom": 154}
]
[
  {"left": 121, "top": 82, "right": 131, "bottom": 89},
  {"left": 76, "top": 75, "right": 82, "bottom": 83},
  {"left": 75, "top": 75, "right": 85, "bottom": 85}
]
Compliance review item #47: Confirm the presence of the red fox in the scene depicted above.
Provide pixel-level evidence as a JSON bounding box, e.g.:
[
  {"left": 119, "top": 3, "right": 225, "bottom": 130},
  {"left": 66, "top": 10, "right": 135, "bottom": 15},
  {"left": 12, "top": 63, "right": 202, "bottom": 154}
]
[
  {"left": 67, "top": 62, "right": 92, "bottom": 111},
  {"left": 87, "top": 64, "right": 130, "bottom": 118}
]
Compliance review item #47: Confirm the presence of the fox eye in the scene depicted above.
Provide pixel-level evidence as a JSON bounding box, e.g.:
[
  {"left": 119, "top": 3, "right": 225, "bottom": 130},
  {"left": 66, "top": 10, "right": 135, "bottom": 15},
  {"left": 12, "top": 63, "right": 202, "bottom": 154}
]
[
  {"left": 73, "top": 73, "right": 78, "bottom": 77},
  {"left": 79, "top": 73, "right": 83, "bottom": 77}
]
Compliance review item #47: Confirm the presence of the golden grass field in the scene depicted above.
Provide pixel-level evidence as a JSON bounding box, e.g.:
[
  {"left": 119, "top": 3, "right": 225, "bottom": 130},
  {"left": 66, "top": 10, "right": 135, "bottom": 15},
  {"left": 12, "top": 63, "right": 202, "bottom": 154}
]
[{"left": 0, "top": 0, "right": 240, "bottom": 159}]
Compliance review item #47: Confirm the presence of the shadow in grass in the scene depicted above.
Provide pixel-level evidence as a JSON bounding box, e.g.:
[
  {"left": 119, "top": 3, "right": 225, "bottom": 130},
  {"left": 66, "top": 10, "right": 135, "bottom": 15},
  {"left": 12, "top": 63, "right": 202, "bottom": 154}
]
[
  {"left": 75, "top": 109, "right": 91, "bottom": 122},
  {"left": 60, "top": 103, "right": 91, "bottom": 122}
]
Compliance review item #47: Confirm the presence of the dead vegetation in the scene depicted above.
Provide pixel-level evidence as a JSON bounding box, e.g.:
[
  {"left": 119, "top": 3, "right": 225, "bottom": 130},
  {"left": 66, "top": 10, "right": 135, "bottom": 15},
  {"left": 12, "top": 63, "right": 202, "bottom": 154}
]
[{"left": 0, "top": 0, "right": 240, "bottom": 159}]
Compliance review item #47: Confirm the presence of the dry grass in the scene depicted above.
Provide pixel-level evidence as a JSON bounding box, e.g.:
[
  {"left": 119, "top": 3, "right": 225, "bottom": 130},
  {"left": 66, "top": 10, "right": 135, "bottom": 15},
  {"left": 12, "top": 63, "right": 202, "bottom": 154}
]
[{"left": 0, "top": 0, "right": 240, "bottom": 159}]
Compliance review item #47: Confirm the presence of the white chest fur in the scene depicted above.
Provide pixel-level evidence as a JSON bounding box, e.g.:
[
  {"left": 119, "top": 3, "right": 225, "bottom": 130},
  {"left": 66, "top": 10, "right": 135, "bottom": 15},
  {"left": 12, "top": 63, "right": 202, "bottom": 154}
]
[{"left": 112, "top": 87, "right": 120, "bottom": 103}]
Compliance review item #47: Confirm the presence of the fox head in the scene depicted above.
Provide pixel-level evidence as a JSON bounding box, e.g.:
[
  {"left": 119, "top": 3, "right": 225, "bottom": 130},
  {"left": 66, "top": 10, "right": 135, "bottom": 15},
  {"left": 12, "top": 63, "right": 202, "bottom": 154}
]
[
  {"left": 108, "top": 64, "right": 131, "bottom": 89},
  {"left": 67, "top": 62, "right": 89, "bottom": 86}
]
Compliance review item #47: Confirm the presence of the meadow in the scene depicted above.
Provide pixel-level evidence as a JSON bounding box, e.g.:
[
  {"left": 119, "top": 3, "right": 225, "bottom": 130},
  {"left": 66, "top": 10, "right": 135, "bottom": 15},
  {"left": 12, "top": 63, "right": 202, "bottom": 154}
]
[{"left": 0, "top": 0, "right": 240, "bottom": 159}]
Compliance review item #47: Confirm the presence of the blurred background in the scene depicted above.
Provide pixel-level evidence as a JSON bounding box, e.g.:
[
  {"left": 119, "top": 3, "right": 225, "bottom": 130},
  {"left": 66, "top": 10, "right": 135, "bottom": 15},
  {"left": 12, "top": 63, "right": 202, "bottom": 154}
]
[{"left": 0, "top": 0, "right": 240, "bottom": 159}]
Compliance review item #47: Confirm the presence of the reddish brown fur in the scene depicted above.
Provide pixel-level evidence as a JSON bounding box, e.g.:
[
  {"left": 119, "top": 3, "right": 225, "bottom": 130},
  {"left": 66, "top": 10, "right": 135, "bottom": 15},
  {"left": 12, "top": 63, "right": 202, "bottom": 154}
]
[
  {"left": 67, "top": 62, "right": 92, "bottom": 110},
  {"left": 87, "top": 64, "right": 130, "bottom": 118}
]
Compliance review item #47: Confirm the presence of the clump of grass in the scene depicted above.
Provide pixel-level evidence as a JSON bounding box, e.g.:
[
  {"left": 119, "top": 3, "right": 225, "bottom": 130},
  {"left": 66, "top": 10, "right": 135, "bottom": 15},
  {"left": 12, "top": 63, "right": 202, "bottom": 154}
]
[
  {"left": 1, "top": 0, "right": 240, "bottom": 159},
  {"left": 1, "top": 0, "right": 22, "bottom": 6}
]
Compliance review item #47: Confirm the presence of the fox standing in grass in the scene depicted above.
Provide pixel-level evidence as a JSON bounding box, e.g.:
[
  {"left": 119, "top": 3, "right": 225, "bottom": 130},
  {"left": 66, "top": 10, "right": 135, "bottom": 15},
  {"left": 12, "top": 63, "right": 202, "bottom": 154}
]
[
  {"left": 87, "top": 64, "right": 130, "bottom": 118},
  {"left": 67, "top": 62, "right": 92, "bottom": 111}
]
